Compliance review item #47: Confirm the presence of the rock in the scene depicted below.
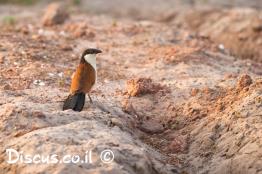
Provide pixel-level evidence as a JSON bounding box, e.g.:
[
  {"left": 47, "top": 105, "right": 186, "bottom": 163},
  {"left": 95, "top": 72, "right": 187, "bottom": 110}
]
[
  {"left": 224, "top": 73, "right": 237, "bottom": 79},
  {"left": 200, "top": 135, "right": 215, "bottom": 150},
  {"left": 32, "top": 111, "right": 46, "bottom": 119},
  {"left": 121, "top": 99, "right": 137, "bottom": 115},
  {"left": 42, "top": 3, "right": 69, "bottom": 26},
  {"left": 33, "top": 80, "right": 45, "bottom": 86},
  {"left": 139, "top": 119, "right": 164, "bottom": 134},
  {"left": 0, "top": 53, "right": 4, "bottom": 64},
  {"left": 190, "top": 88, "right": 199, "bottom": 96},
  {"left": 253, "top": 25, "right": 262, "bottom": 32},
  {"left": 237, "top": 74, "right": 253, "bottom": 89},
  {"left": 252, "top": 19, "right": 262, "bottom": 32},
  {"left": 72, "top": 24, "right": 87, "bottom": 37},
  {"left": 167, "top": 136, "right": 187, "bottom": 153},
  {"left": 126, "top": 78, "right": 164, "bottom": 97},
  {"left": 60, "top": 44, "right": 73, "bottom": 51},
  {"left": 3, "top": 84, "right": 11, "bottom": 90},
  {"left": 64, "top": 22, "right": 96, "bottom": 38},
  {"left": 218, "top": 44, "right": 225, "bottom": 51},
  {"left": 110, "top": 118, "right": 123, "bottom": 128}
]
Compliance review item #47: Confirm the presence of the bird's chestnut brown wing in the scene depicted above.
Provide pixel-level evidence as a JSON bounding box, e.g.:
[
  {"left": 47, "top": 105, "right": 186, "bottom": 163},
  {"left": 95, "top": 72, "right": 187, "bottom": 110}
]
[
  {"left": 82, "top": 63, "right": 96, "bottom": 93},
  {"left": 70, "top": 63, "right": 96, "bottom": 94}
]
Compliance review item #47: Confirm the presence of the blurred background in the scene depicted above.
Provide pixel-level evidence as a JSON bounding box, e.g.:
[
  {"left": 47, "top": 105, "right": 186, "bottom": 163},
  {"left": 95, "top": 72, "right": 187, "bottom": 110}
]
[
  {"left": 0, "top": 0, "right": 261, "bottom": 20},
  {"left": 1, "top": 0, "right": 261, "bottom": 61}
]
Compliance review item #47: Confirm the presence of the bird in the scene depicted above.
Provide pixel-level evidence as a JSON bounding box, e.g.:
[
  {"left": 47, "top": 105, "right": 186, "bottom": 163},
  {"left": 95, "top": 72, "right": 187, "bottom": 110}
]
[{"left": 63, "top": 48, "right": 102, "bottom": 112}]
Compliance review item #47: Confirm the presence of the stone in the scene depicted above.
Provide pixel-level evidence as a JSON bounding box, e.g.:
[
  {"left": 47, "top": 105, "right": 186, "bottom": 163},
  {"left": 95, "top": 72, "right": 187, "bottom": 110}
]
[
  {"left": 139, "top": 119, "right": 165, "bottom": 134},
  {"left": 237, "top": 74, "right": 253, "bottom": 89},
  {"left": 190, "top": 88, "right": 199, "bottom": 96},
  {"left": 126, "top": 78, "right": 164, "bottom": 97},
  {"left": 168, "top": 136, "right": 187, "bottom": 153},
  {"left": 42, "top": 3, "right": 69, "bottom": 26}
]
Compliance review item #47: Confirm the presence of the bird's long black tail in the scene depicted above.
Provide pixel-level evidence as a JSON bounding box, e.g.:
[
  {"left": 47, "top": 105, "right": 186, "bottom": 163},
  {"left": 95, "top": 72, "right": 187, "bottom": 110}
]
[{"left": 63, "top": 92, "right": 85, "bottom": 112}]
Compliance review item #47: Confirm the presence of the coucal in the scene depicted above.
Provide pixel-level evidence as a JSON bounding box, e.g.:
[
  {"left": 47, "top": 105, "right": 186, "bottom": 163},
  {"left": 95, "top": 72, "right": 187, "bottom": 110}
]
[{"left": 63, "top": 48, "right": 102, "bottom": 112}]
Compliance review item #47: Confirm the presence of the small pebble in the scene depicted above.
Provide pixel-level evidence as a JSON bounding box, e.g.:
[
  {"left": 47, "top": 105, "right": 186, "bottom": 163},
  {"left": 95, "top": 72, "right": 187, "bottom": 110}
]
[
  {"left": 58, "top": 72, "right": 63, "bottom": 77},
  {"left": 218, "top": 44, "right": 225, "bottom": 50},
  {"left": 33, "top": 80, "right": 45, "bottom": 86}
]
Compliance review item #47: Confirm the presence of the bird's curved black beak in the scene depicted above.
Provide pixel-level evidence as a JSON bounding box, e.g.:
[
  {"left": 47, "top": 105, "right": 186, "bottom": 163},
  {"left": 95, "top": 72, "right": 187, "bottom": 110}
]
[
  {"left": 95, "top": 49, "right": 102, "bottom": 54},
  {"left": 91, "top": 49, "right": 102, "bottom": 54}
]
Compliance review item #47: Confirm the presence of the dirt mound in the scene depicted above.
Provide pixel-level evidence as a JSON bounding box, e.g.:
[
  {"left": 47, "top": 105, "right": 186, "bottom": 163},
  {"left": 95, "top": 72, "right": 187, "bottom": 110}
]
[
  {"left": 123, "top": 73, "right": 262, "bottom": 173},
  {"left": 42, "top": 3, "right": 69, "bottom": 26},
  {"left": 126, "top": 78, "right": 166, "bottom": 97},
  {"left": 183, "top": 8, "right": 262, "bottom": 62}
]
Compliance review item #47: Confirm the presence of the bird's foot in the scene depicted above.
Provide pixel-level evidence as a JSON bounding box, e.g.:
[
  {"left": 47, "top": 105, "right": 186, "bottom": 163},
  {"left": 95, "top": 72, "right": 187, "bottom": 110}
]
[{"left": 88, "top": 94, "right": 93, "bottom": 104}]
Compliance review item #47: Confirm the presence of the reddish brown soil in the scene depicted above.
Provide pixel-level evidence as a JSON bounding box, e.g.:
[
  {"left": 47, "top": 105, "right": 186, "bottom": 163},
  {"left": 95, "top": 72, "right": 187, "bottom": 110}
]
[{"left": 0, "top": 3, "right": 262, "bottom": 174}]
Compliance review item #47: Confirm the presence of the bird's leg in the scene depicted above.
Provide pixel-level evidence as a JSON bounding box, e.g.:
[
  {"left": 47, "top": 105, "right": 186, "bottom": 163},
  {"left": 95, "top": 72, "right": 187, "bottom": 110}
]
[{"left": 88, "top": 94, "right": 93, "bottom": 104}]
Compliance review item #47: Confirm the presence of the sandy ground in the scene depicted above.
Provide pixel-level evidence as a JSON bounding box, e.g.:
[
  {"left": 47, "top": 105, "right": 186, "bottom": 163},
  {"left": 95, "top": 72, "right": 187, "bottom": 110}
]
[{"left": 0, "top": 2, "right": 262, "bottom": 174}]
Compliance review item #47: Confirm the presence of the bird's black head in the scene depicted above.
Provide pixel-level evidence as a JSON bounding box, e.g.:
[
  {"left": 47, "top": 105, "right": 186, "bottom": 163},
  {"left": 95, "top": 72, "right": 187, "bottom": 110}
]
[
  {"left": 82, "top": 48, "right": 102, "bottom": 57},
  {"left": 80, "top": 48, "right": 102, "bottom": 63}
]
